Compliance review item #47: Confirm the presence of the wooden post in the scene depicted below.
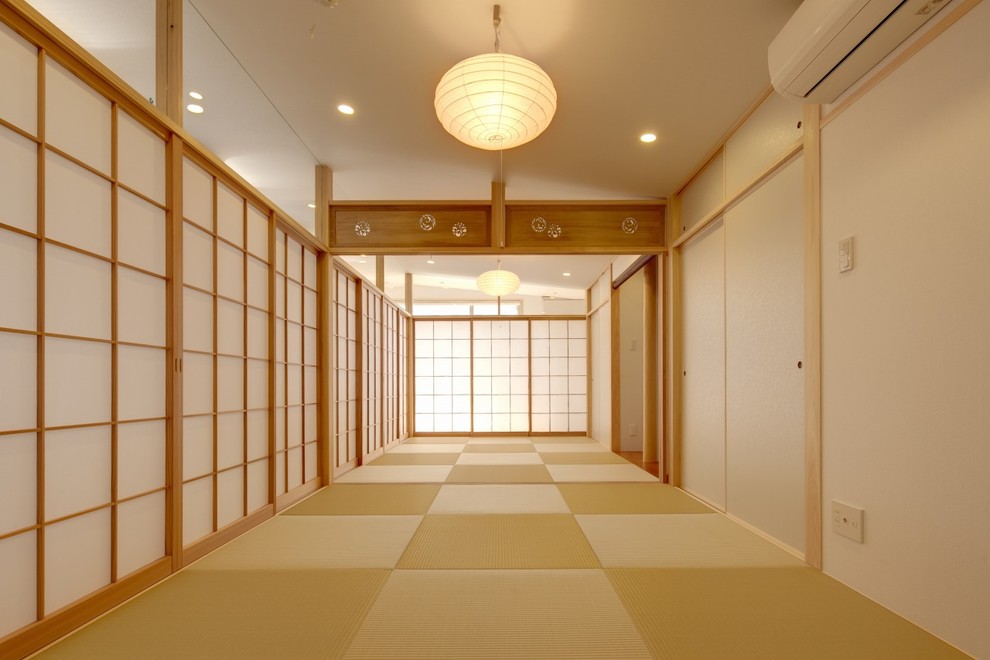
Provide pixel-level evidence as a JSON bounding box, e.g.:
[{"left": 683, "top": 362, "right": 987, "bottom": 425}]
[
  {"left": 803, "top": 103, "right": 823, "bottom": 570},
  {"left": 155, "top": 0, "right": 182, "bottom": 123}
]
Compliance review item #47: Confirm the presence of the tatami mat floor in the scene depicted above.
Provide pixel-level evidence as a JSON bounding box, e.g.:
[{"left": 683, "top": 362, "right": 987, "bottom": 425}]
[{"left": 37, "top": 436, "right": 964, "bottom": 659}]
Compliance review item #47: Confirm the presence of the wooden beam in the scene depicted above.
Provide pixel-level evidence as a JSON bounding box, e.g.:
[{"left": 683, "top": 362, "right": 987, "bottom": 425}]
[
  {"left": 803, "top": 104, "right": 823, "bottom": 570},
  {"left": 155, "top": 0, "right": 182, "bottom": 124},
  {"left": 315, "top": 165, "right": 332, "bottom": 247}
]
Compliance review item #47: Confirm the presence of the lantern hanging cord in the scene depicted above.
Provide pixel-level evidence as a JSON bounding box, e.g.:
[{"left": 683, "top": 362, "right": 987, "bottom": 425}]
[{"left": 493, "top": 4, "right": 502, "bottom": 53}]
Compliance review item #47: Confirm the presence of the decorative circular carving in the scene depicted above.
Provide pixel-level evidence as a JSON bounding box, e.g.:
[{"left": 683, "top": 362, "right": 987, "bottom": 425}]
[
  {"left": 621, "top": 217, "right": 639, "bottom": 234},
  {"left": 452, "top": 222, "right": 467, "bottom": 237},
  {"left": 354, "top": 220, "right": 371, "bottom": 237},
  {"left": 531, "top": 216, "right": 547, "bottom": 233},
  {"left": 419, "top": 214, "right": 437, "bottom": 231},
  {"left": 546, "top": 223, "right": 563, "bottom": 239}
]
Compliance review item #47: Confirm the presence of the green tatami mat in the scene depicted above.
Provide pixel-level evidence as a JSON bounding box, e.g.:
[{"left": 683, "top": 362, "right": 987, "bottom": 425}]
[
  {"left": 606, "top": 567, "right": 967, "bottom": 660},
  {"left": 397, "top": 514, "right": 600, "bottom": 569},
  {"left": 558, "top": 483, "right": 714, "bottom": 514},
  {"left": 283, "top": 483, "right": 441, "bottom": 515},
  {"left": 38, "top": 569, "right": 390, "bottom": 660},
  {"left": 366, "top": 451, "right": 460, "bottom": 466},
  {"left": 462, "top": 443, "right": 536, "bottom": 453},
  {"left": 344, "top": 570, "right": 651, "bottom": 659},
  {"left": 446, "top": 464, "right": 552, "bottom": 483},
  {"left": 540, "top": 451, "right": 631, "bottom": 465}
]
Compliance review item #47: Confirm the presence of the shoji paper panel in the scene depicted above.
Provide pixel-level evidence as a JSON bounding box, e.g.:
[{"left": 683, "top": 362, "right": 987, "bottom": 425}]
[
  {"left": 0, "top": 228, "right": 36, "bottom": 331},
  {"left": 0, "top": 332, "right": 36, "bottom": 431},
  {"left": 117, "top": 190, "right": 165, "bottom": 274},
  {"left": 117, "top": 268, "right": 166, "bottom": 346},
  {"left": 182, "top": 222, "right": 213, "bottom": 291},
  {"left": 45, "top": 151, "right": 111, "bottom": 258},
  {"left": 45, "top": 59, "right": 110, "bottom": 174},
  {"left": 117, "top": 346, "right": 166, "bottom": 420},
  {"left": 117, "top": 111, "right": 165, "bottom": 205},
  {"left": 217, "top": 468, "right": 244, "bottom": 528},
  {"left": 45, "top": 338, "right": 111, "bottom": 428},
  {"left": 0, "top": 126, "right": 38, "bottom": 233},
  {"left": 216, "top": 183, "right": 244, "bottom": 247},
  {"left": 44, "top": 426, "right": 111, "bottom": 520},
  {"left": 0, "top": 23, "right": 38, "bottom": 135},
  {"left": 44, "top": 509, "right": 111, "bottom": 614},
  {"left": 0, "top": 532, "right": 36, "bottom": 638},
  {"left": 182, "top": 158, "right": 213, "bottom": 230},
  {"left": 246, "top": 205, "right": 269, "bottom": 260},
  {"left": 680, "top": 220, "right": 726, "bottom": 509},
  {"left": 116, "top": 420, "right": 165, "bottom": 498},
  {"left": 45, "top": 244, "right": 112, "bottom": 339},
  {"left": 0, "top": 433, "right": 36, "bottom": 534},
  {"left": 182, "top": 476, "right": 213, "bottom": 545},
  {"left": 115, "top": 492, "right": 165, "bottom": 577},
  {"left": 182, "top": 415, "right": 213, "bottom": 481}
]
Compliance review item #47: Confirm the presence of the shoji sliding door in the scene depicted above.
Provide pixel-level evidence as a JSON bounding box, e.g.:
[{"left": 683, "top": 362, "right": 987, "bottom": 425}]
[
  {"left": 531, "top": 320, "right": 588, "bottom": 433},
  {"left": 362, "top": 287, "right": 384, "bottom": 458},
  {"left": 472, "top": 319, "right": 529, "bottom": 433},
  {"left": 332, "top": 267, "right": 360, "bottom": 475},
  {"left": 414, "top": 320, "right": 472, "bottom": 433},
  {"left": 412, "top": 318, "right": 587, "bottom": 435},
  {"left": 273, "top": 229, "right": 320, "bottom": 500},
  {"left": 0, "top": 36, "right": 168, "bottom": 635},
  {"left": 180, "top": 157, "right": 272, "bottom": 547}
]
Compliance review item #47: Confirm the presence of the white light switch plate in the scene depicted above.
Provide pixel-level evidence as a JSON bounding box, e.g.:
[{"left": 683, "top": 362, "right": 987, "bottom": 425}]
[{"left": 839, "top": 237, "right": 854, "bottom": 273}]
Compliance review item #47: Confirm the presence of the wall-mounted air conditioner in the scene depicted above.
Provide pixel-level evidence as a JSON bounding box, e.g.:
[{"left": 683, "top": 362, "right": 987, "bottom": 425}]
[{"left": 769, "top": 0, "right": 951, "bottom": 103}]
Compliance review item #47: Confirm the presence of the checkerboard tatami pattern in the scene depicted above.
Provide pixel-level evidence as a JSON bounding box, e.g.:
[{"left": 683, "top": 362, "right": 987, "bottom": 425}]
[{"left": 40, "top": 437, "right": 964, "bottom": 659}]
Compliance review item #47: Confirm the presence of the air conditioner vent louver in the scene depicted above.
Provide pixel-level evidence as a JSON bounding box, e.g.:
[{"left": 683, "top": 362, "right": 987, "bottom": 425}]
[{"left": 769, "top": 0, "right": 950, "bottom": 104}]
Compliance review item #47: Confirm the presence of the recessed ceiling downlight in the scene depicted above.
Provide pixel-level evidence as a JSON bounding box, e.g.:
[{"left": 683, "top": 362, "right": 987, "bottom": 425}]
[
  {"left": 187, "top": 104, "right": 204, "bottom": 114},
  {"left": 640, "top": 133, "right": 657, "bottom": 143},
  {"left": 337, "top": 104, "right": 355, "bottom": 115},
  {"left": 188, "top": 91, "right": 204, "bottom": 100}
]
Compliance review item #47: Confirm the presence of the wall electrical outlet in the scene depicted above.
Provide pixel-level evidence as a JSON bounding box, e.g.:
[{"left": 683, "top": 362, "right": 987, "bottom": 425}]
[{"left": 832, "top": 501, "right": 864, "bottom": 543}]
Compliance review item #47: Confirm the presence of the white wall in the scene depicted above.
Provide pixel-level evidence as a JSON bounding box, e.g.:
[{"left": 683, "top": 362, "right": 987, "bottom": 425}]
[
  {"left": 618, "top": 270, "right": 645, "bottom": 451},
  {"left": 820, "top": 3, "right": 990, "bottom": 656}
]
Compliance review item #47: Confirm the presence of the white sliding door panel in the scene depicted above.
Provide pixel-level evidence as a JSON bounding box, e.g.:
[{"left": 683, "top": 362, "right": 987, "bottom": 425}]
[
  {"left": 680, "top": 220, "right": 726, "bottom": 509},
  {"left": 725, "top": 158, "right": 805, "bottom": 553}
]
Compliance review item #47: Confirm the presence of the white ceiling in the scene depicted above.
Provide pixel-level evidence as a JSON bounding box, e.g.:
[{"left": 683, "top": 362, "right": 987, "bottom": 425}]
[{"left": 28, "top": 0, "right": 802, "bottom": 301}]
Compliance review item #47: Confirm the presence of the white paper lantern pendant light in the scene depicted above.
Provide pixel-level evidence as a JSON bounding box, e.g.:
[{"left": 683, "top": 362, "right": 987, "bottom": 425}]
[
  {"left": 435, "top": 5, "right": 557, "bottom": 151},
  {"left": 476, "top": 257, "right": 521, "bottom": 297}
]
